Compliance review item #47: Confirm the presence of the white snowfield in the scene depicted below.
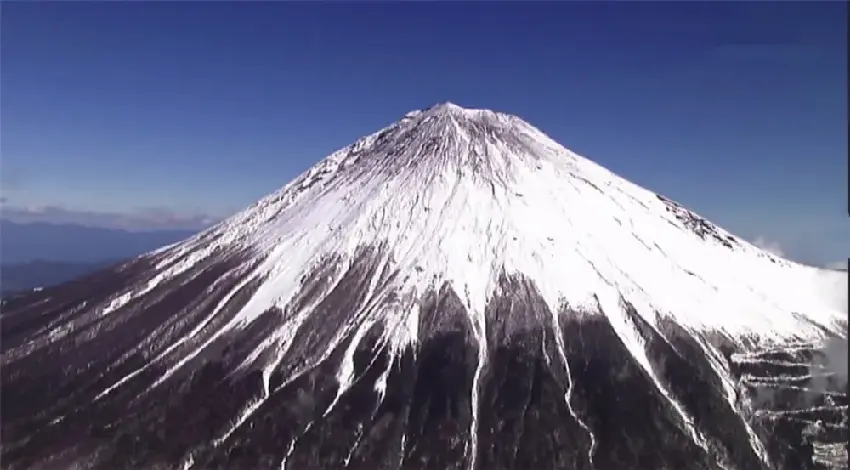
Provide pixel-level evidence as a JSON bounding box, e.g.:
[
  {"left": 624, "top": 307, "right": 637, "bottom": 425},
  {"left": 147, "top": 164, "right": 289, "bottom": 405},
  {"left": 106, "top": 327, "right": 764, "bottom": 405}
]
[
  {"left": 75, "top": 102, "right": 842, "bottom": 413},
  {"left": 140, "top": 102, "right": 845, "bottom": 352},
  {"left": 7, "top": 103, "right": 846, "bottom": 470}
]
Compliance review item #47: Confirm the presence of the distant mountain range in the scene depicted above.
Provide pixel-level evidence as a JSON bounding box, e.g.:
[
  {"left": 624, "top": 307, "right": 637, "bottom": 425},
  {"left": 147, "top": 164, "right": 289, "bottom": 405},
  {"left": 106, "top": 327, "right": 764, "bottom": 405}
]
[{"left": 1, "top": 220, "right": 196, "bottom": 294}]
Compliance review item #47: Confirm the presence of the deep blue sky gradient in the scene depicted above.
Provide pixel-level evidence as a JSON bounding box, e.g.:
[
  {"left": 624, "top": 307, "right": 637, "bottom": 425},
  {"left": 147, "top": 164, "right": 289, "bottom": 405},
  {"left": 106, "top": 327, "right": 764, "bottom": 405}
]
[{"left": 2, "top": 2, "right": 847, "bottom": 265}]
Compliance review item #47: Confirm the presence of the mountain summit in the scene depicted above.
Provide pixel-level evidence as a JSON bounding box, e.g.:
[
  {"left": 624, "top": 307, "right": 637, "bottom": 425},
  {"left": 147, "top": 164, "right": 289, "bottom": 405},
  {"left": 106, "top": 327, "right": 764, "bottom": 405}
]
[{"left": 2, "top": 104, "right": 847, "bottom": 470}]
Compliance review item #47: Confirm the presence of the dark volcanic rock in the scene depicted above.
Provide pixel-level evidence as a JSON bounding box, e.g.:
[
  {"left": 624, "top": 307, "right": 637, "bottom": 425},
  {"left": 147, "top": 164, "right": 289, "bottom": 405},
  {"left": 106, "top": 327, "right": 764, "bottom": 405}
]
[{"left": 3, "top": 262, "right": 844, "bottom": 470}]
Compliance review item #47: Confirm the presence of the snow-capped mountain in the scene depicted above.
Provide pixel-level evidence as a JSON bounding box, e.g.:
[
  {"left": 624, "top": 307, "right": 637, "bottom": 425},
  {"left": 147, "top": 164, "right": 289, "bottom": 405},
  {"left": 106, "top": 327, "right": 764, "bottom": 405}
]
[{"left": 2, "top": 102, "right": 847, "bottom": 470}]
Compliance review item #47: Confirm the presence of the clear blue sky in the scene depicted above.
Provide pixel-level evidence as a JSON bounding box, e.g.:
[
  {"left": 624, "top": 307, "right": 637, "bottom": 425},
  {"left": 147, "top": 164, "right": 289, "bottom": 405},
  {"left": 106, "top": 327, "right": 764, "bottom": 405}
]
[{"left": 2, "top": 2, "right": 847, "bottom": 266}]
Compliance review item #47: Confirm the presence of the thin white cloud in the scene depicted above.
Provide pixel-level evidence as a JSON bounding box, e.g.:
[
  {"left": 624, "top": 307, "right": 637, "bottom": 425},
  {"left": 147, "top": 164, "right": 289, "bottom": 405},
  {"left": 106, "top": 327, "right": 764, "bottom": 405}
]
[
  {"left": 0, "top": 204, "right": 221, "bottom": 232},
  {"left": 752, "top": 236, "right": 785, "bottom": 257},
  {"left": 826, "top": 259, "right": 848, "bottom": 271}
]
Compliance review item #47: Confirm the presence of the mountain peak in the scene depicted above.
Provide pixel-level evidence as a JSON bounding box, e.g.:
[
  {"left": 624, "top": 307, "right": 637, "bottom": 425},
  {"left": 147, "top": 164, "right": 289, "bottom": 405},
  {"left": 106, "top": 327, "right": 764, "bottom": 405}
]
[
  {"left": 2, "top": 103, "right": 847, "bottom": 470},
  {"left": 352, "top": 103, "right": 551, "bottom": 178},
  {"left": 427, "top": 101, "right": 464, "bottom": 111},
  {"left": 196, "top": 104, "right": 843, "bottom": 347},
  {"left": 402, "top": 101, "right": 508, "bottom": 123}
]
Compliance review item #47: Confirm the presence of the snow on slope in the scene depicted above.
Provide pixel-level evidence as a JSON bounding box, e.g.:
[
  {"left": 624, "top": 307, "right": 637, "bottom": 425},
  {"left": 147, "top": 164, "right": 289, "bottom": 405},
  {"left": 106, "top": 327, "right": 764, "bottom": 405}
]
[
  {"left": 131, "top": 102, "right": 845, "bottom": 352},
  {"left": 4, "top": 102, "right": 847, "bottom": 470},
  {"left": 74, "top": 102, "right": 846, "bottom": 410}
]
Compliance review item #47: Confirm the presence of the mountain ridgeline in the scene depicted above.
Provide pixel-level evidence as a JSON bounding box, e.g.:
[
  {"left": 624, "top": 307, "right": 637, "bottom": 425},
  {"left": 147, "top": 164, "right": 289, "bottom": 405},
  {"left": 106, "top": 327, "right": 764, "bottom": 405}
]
[{"left": 2, "top": 103, "right": 847, "bottom": 470}]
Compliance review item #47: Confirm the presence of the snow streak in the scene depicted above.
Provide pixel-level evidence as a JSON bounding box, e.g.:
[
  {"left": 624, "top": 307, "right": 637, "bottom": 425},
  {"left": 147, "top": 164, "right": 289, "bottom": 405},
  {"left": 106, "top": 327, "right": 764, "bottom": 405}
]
[{"left": 550, "top": 306, "right": 597, "bottom": 467}]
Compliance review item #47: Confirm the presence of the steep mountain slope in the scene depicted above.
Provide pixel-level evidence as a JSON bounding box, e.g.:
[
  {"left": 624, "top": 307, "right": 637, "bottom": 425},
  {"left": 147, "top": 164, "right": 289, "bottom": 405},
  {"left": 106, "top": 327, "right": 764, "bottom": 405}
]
[{"left": 2, "top": 103, "right": 847, "bottom": 470}]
